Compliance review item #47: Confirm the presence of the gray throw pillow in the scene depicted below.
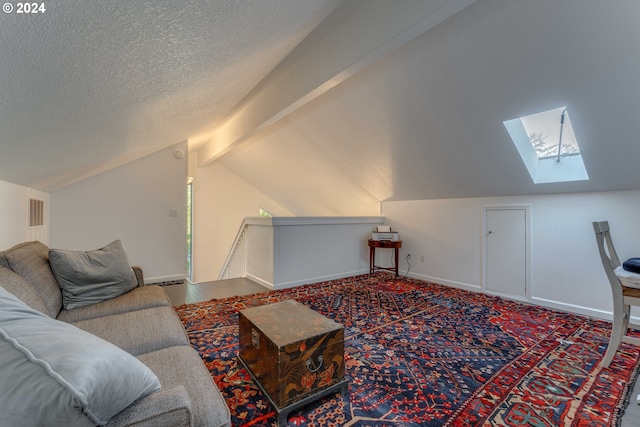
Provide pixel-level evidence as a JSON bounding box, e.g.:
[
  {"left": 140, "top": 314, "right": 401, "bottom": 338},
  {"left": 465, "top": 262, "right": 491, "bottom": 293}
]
[
  {"left": 0, "top": 287, "right": 161, "bottom": 426},
  {"left": 49, "top": 240, "right": 138, "bottom": 310}
]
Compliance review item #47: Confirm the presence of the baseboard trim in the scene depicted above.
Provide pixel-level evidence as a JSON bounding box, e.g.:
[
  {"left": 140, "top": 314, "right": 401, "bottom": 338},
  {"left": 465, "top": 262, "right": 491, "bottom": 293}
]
[
  {"left": 406, "top": 271, "right": 482, "bottom": 293},
  {"left": 247, "top": 269, "right": 371, "bottom": 291},
  {"left": 530, "top": 296, "right": 617, "bottom": 321},
  {"left": 245, "top": 273, "right": 274, "bottom": 290},
  {"left": 271, "top": 269, "right": 371, "bottom": 291},
  {"left": 245, "top": 271, "right": 626, "bottom": 324},
  {"left": 407, "top": 272, "right": 623, "bottom": 322}
]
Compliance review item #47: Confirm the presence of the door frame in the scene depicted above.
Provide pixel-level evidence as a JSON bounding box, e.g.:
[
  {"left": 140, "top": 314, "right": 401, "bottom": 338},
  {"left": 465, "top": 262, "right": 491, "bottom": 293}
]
[{"left": 482, "top": 204, "right": 532, "bottom": 302}]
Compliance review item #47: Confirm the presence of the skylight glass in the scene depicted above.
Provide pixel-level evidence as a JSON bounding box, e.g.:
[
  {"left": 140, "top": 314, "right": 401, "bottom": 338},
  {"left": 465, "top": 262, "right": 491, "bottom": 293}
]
[
  {"left": 504, "top": 107, "right": 588, "bottom": 184},
  {"left": 521, "top": 107, "right": 580, "bottom": 159}
]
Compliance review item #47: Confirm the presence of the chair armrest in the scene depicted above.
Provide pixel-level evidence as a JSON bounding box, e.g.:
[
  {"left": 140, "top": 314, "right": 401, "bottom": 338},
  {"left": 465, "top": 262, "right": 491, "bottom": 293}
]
[
  {"left": 106, "top": 385, "right": 192, "bottom": 427},
  {"left": 132, "top": 266, "right": 145, "bottom": 287}
]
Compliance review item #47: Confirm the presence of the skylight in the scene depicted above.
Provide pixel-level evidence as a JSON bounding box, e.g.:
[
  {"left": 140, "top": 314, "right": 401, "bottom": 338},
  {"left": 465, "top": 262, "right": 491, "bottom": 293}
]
[{"left": 504, "top": 107, "right": 588, "bottom": 184}]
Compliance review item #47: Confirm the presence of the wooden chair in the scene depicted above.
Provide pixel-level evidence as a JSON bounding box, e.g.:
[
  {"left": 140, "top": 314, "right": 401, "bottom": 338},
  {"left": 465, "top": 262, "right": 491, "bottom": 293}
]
[{"left": 593, "top": 221, "right": 640, "bottom": 368}]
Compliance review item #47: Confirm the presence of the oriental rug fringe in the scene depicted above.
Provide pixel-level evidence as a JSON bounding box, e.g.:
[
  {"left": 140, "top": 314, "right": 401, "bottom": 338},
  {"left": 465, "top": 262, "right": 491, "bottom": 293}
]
[{"left": 175, "top": 273, "right": 640, "bottom": 427}]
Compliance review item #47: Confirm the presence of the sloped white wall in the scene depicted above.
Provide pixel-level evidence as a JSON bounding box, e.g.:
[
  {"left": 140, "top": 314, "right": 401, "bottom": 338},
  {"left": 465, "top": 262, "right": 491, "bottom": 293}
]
[
  {"left": 382, "top": 190, "right": 640, "bottom": 320},
  {"left": 217, "top": 122, "right": 382, "bottom": 217},
  {"left": 0, "top": 180, "right": 49, "bottom": 249},
  {"left": 190, "top": 160, "right": 294, "bottom": 283},
  {"left": 50, "top": 143, "right": 187, "bottom": 282}
]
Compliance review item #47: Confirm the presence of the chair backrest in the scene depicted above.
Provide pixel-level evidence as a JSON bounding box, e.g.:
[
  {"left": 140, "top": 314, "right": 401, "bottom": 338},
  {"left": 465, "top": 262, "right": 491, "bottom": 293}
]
[
  {"left": 593, "top": 221, "right": 621, "bottom": 269},
  {"left": 593, "top": 221, "right": 624, "bottom": 299}
]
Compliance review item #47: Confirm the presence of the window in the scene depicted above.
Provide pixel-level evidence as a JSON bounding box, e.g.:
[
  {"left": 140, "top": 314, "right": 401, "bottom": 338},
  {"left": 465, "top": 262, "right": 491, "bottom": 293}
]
[
  {"left": 259, "top": 208, "right": 272, "bottom": 217},
  {"left": 504, "top": 107, "right": 588, "bottom": 184}
]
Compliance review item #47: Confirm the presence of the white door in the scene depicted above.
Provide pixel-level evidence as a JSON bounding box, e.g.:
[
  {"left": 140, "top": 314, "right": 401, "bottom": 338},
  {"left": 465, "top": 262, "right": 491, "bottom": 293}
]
[{"left": 485, "top": 208, "right": 527, "bottom": 298}]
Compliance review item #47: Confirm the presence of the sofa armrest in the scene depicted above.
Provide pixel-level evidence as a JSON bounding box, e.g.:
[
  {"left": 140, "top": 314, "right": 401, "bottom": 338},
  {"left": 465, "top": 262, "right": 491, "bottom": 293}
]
[
  {"left": 106, "top": 385, "right": 192, "bottom": 427},
  {"left": 132, "top": 266, "right": 145, "bottom": 287}
]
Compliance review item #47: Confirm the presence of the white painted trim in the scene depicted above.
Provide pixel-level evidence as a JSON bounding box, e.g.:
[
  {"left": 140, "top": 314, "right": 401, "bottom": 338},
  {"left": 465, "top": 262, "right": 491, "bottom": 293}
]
[
  {"left": 245, "top": 273, "right": 274, "bottom": 290},
  {"left": 270, "top": 269, "right": 370, "bottom": 291},
  {"left": 484, "top": 290, "right": 530, "bottom": 304},
  {"left": 244, "top": 216, "right": 384, "bottom": 227},
  {"left": 251, "top": 268, "right": 634, "bottom": 326},
  {"left": 221, "top": 216, "right": 384, "bottom": 283},
  {"left": 271, "top": 216, "right": 383, "bottom": 226},
  {"left": 529, "top": 296, "right": 622, "bottom": 322},
  {"left": 407, "top": 271, "right": 482, "bottom": 293},
  {"left": 250, "top": 269, "right": 371, "bottom": 291},
  {"left": 413, "top": 272, "right": 640, "bottom": 324}
]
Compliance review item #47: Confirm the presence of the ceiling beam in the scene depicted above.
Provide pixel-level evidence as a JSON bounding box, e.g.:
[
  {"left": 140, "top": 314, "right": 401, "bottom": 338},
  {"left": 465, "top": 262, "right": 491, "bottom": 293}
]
[{"left": 196, "top": 0, "right": 476, "bottom": 167}]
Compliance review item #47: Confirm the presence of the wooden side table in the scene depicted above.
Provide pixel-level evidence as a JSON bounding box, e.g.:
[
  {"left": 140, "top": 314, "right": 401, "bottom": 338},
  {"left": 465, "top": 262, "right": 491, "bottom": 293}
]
[{"left": 368, "top": 239, "right": 402, "bottom": 277}]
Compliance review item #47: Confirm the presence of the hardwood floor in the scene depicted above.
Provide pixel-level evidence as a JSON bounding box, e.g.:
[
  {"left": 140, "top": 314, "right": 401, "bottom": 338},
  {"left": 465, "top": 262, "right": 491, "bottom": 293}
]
[
  {"left": 163, "top": 277, "right": 268, "bottom": 306},
  {"left": 163, "top": 278, "right": 640, "bottom": 425}
]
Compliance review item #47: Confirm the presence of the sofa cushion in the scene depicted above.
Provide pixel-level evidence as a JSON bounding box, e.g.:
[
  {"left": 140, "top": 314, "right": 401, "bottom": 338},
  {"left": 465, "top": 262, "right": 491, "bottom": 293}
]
[
  {"left": 107, "top": 385, "right": 192, "bottom": 427},
  {"left": 57, "top": 285, "right": 171, "bottom": 323},
  {"left": 134, "top": 346, "right": 231, "bottom": 427},
  {"left": 0, "top": 266, "right": 49, "bottom": 314},
  {"left": 3, "top": 241, "right": 62, "bottom": 318},
  {"left": 49, "top": 240, "right": 138, "bottom": 310},
  {"left": 0, "top": 287, "right": 161, "bottom": 426},
  {"left": 71, "top": 306, "right": 190, "bottom": 356}
]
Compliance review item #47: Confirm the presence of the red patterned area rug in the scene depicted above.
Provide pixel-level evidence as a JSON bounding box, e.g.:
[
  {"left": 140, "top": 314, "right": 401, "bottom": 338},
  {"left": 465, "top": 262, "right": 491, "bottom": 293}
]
[{"left": 175, "top": 273, "right": 640, "bottom": 426}]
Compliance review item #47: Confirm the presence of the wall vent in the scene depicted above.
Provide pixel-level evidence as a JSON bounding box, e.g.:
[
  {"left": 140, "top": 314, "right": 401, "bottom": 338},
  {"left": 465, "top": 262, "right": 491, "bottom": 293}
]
[
  {"left": 29, "top": 198, "right": 44, "bottom": 227},
  {"left": 147, "top": 279, "right": 186, "bottom": 286}
]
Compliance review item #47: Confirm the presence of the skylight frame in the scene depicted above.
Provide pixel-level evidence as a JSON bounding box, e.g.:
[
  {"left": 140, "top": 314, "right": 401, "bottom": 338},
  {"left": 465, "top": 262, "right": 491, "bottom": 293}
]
[{"left": 504, "top": 106, "right": 589, "bottom": 184}]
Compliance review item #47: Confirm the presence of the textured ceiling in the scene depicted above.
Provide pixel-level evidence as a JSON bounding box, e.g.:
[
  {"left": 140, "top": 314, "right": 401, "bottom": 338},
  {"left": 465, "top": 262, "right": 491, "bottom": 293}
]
[
  {"left": 0, "top": 0, "right": 341, "bottom": 190},
  {"left": 3, "top": 0, "right": 640, "bottom": 211}
]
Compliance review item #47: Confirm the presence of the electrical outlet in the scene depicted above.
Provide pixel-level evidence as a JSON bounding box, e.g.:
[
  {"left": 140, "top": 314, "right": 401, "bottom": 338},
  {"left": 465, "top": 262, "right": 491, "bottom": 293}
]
[
  {"left": 407, "top": 253, "right": 411, "bottom": 259},
  {"left": 420, "top": 254, "right": 425, "bottom": 263}
]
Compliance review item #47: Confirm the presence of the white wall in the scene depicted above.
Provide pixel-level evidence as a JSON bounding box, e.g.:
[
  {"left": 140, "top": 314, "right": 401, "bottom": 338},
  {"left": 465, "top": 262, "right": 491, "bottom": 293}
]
[
  {"left": 0, "top": 180, "right": 49, "bottom": 249},
  {"left": 191, "top": 159, "right": 294, "bottom": 283},
  {"left": 272, "top": 219, "right": 381, "bottom": 288},
  {"left": 245, "top": 223, "right": 274, "bottom": 286},
  {"left": 382, "top": 190, "right": 640, "bottom": 320},
  {"left": 50, "top": 143, "right": 187, "bottom": 282},
  {"left": 240, "top": 217, "right": 383, "bottom": 289}
]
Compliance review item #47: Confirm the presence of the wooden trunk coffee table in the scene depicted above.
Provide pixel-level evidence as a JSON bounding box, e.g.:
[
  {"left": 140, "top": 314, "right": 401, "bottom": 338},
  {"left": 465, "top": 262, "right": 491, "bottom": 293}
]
[{"left": 237, "top": 300, "right": 348, "bottom": 426}]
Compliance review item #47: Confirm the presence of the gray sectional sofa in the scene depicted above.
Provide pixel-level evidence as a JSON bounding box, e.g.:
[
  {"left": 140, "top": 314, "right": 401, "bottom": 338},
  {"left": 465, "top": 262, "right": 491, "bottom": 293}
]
[{"left": 0, "top": 241, "right": 231, "bottom": 427}]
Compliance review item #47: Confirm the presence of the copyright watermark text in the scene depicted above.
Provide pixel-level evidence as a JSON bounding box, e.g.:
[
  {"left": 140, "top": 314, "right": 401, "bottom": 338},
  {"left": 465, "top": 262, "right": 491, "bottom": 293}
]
[{"left": 3, "top": 3, "right": 46, "bottom": 14}]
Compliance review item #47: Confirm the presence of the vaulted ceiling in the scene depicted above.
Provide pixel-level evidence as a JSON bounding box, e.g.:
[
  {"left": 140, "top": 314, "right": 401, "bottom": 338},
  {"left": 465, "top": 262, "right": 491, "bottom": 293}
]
[
  {"left": 0, "top": 0, "right": 341, "bottom": 189},
  {"left": 2, "top": 1, "right": 640, "bottom": 212}
]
